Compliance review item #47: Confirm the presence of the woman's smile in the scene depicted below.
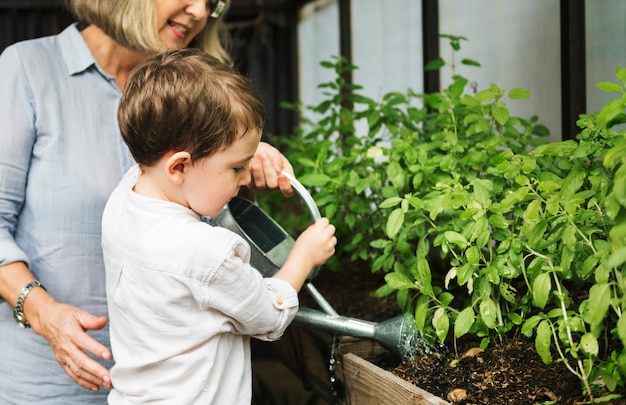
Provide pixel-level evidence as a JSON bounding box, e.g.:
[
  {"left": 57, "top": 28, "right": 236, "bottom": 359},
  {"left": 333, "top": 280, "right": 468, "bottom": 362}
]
[{"left": 167, "top": 20, "right": 191, "bottom": 39}]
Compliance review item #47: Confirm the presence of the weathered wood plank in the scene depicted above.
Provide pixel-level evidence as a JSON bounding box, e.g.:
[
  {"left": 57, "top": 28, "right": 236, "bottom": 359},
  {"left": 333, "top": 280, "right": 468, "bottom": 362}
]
[{"left": 337, "top": 352, "right": 450, "bottom": 405}]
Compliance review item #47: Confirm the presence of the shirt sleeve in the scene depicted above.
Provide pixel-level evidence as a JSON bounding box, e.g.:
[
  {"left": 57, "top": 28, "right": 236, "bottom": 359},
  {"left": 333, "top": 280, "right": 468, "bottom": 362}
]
[
  {"left": 0, "top": 45, "right": 35, "bottom": 267},
  {"left": 201, "top": 238, "right": 299, "bottom": 342}
]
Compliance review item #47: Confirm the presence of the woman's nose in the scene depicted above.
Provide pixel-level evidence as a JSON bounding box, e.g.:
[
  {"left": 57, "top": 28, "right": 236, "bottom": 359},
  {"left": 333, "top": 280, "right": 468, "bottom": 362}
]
[{"left": 185, "top": 0, "right": 209, "bottom": 19}]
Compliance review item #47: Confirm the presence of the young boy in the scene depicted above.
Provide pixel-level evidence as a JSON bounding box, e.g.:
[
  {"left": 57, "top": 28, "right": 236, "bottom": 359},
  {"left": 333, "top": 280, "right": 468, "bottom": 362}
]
[{"left": 101, "top": 48, "right": 337, "bottom": 404}]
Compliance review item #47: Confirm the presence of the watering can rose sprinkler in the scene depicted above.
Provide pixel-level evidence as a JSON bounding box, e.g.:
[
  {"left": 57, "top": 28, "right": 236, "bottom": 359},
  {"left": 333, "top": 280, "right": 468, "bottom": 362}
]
[{"left": 213, "top": 171, "right": 428, "bottom": 361}]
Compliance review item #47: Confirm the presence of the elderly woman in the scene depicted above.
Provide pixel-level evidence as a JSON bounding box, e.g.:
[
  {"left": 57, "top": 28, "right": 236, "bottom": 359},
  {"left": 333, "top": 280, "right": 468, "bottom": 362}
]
[{"left": 0, "top": 1, "right": 293, "bottom": 403}]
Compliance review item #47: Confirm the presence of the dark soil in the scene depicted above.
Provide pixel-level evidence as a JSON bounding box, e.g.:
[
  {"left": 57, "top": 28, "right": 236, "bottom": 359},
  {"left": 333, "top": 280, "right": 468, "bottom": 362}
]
[
  {"left": 305, "top": 263, "right": 626, "bottom": 405},
  {"left": 379, "top": 338, "right": 626, "bottom": 405}
]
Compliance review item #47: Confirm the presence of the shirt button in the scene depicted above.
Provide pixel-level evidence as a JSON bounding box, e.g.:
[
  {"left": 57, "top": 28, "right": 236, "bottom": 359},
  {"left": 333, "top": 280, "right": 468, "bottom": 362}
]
[{"left": 276, "top": 296, "right": 283, "bottom": 305}]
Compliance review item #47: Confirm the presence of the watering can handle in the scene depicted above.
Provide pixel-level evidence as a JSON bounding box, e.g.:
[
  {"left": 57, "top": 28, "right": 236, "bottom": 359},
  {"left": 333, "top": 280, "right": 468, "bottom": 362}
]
[
  {"left": 280, "top": 170, "right": 323, "bottom": 280},
  {"left": 280, "top": 171, "right": 321, "bottom": 222},
  {"left": 280, "top": 171, "right": 339, "bottom": 316}
]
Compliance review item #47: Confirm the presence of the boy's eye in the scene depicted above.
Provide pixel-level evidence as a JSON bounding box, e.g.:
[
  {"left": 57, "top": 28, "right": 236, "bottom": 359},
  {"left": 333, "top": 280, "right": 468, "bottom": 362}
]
[{"left": 234, "top": 167, "right": 245, "bottom": 173}]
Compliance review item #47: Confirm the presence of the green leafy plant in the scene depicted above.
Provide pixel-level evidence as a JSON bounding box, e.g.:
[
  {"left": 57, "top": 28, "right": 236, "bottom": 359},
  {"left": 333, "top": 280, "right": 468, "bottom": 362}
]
[
  {"left": 260, "top": 55, "right": 401, "bottom": 270},
  {"left": 377, "top": 65, "right": 626, "bottom": 400},
  {"left": 262, "top": 35, "right": 626, "bottom": 400}
]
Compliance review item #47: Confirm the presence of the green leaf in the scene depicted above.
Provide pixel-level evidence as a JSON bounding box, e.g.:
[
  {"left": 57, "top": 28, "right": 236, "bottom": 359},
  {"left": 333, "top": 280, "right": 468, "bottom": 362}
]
[
  {"left": 493, "top": 106, "right": 509, "bottom": 126},
  {"left": 582, "top": 283, "right": 611, "bottom": 326},
  {"left": 532, "top": 273, "right": 551, "bottom": 309},
  {"left": 298, "top": 173, "right": 333, "bottom": 187},
  {"left": 424, "top": 57, "right": 445, "bottom": 71},
  {"left": 373, "top": 283, "right": 395, "bottom": 298},
  {"left": 612, "top": 164, "right": 626, "bottom": 205},
  {"left": 525, "top": 219, "right": 548, "bottom": 247},
  {"left": 617, "top": 67, "right": 626, "bottom": 83},
  {"left": 489, "top": 214, "right": 508, "bottom": 229},
  {"left": 603, "top": 138, "right": 626, "bottom": 170},
  {"left": 536, "top": 320, "right": 553, "bottom": 364},
  {"left": 415, "top": 255, "right": 433, "bottom": 295},
  {"left": 456, "top": 263, "right": 475, "bottom": 290},
  {"left": 598, "top": 99, "right": 625, "bottom": 124},
  {"left": 508, "top": 312, "right": 523, "bottom": 325},
  {"left": 500, "top": 186, "right": 529, "bottom": 209},
  {"left": 479, "top": 298, "right": 497, "bottom": 329},
  {"left": 461, "top": 58, "right": 481, "bottom": 67},
  {"left": 439, "top": 292, "right": 454, "bottom": 307},
  {"left": 580, "top": 255, "right": 599, "bottom": 278},
  {"left": 385, "top": 208, "right": 404, "bottom": 239},
  {"left": 508, "top": 88, "right": 531, "bottom": 99},
  {"left": 387, "top": 161, "right": 405, "bottom": 189},
  {"left": 521, "top": 315, "right": 542, "bottom": 337},
  {"left": 379, "top": 197, "right": 402, "bottom": 209},
  {"left": 499, "top": 283, "right": 516, "bottom": 303},
  {"left": 597, "top": 82, "right": 624, "bottom": 93},
  {"left": 369, "top": 239, "right": 389, "bottom": 249},
  {"left": 433, "top": 308, "right": 450, "bottom": 341},
  {"left": 325, "top": 203, "right": 338, "bottom": 219},
  {"left": 579, "top": 333, "right": 599, "bottom": 357},
  {"left": 561, "top": 225, "right": 577, "bottom": 248},
  {"left": 475, "top": 118, "right": 490, "bottom": 133},
  {"left": 460, "top": 94, "right": 480, "bottom": 108},
  {"left": 455, "top": 307, "right": 475, "bottom": 338},
  {"left": 414, "top": 300, "right": 430, "bottom": 332},
  {"left": 523, "top": 200, "right": 542, "bottom": 221},
  {"left": 559, "top": 169, "right": 585, "bottom": 199},
  {"left": 471, "top": 178, "right": 493, "bottom": 206},
  {"left": 608, "top": 246, "right": 626, "bottom": 269},
  {"left": 465, "top": 246, "right": 480, "bottom": 265},
  {"left": 531, "top": 140, "right": 577, "bottom": 157},
  {"left": 444, "top": 231, "right": 468, "bottom": 248},
  {"left": 384, "top": 272, "right": 415, "bottom": 290},
  {"left": 475, "top": 89, "right": 496, "bottom": 103},
  {"left": 463, "top": 113, "right": 481, "bottom": 125}
]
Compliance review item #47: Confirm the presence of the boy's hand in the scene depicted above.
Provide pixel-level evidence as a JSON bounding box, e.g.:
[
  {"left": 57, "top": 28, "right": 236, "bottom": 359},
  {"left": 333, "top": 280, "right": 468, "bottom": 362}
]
[
  {"left": 273, "top": 218, "right": 336, "bottom": 291},
  {"left": 295, "top": 217, "right": 337, "bottom": 267}
]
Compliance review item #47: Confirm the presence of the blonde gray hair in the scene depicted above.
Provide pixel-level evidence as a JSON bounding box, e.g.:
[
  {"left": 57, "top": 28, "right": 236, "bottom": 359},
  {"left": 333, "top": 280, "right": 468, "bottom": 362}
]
[{"left": 66, "top": 0, "right": 232, "bottom": 64}]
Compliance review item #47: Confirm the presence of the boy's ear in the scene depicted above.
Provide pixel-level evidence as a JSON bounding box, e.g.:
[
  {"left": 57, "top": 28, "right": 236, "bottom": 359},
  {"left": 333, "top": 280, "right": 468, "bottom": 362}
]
[{"left": 165, "top": 151, "right": 192, "bottom": 185}]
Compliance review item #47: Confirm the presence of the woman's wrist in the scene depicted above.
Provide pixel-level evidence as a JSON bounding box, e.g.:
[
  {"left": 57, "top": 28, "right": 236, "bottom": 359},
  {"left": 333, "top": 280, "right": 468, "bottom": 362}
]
[
  {"left": 13, "top": 280, "right": 47, "bottom": 328},
  {"left": 22, "top": 286, "right": 55, "bottom": 333}
]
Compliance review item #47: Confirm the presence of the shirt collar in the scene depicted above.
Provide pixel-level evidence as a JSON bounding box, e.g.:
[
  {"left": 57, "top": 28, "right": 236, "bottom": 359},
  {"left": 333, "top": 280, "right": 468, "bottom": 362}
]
[{"left": 59, "top": 23, "right": 97, "bottom": 76}]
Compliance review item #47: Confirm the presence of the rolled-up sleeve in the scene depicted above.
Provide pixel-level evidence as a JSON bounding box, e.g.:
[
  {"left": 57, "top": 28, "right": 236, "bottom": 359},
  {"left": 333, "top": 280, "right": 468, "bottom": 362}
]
[
  {"left": 201, "top": 239, "right": 299, "bottom": 341},
  {"left": 0, "top": 46, "right": 34, "bottom": 267}
]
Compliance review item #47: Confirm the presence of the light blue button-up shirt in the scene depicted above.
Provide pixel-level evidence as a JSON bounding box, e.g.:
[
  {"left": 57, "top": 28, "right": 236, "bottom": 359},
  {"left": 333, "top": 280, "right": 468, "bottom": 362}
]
[{"left": 0, "top": 24, "right": 133, "bottom": 404}]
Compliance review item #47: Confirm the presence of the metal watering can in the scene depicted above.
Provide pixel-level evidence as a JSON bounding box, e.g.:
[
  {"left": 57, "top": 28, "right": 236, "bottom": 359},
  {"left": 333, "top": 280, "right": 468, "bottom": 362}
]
[{"left": 212, "top": 172, "right": 424, "bottom": 361}]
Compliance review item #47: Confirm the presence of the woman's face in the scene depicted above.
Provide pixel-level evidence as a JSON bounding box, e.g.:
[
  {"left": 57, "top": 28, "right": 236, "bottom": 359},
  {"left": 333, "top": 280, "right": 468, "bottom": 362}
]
[{"left": 156, "top": 0, "right": 210, "bottom": 50}]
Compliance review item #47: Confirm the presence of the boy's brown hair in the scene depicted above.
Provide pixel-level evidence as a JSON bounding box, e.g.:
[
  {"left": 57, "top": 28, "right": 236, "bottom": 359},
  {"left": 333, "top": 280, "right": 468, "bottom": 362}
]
[{"left": 118, "top": 48, "right": 265, "bottom": 166}]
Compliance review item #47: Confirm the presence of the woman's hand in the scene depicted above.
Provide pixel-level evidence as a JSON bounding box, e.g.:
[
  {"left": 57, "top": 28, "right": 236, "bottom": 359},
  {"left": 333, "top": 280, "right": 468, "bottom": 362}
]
[
  {"left": 0, "top": 262, "right": 113, "bottom": 392},
  {"left": 248, "top": 142, "right": 294, "bottom": 197},
  {"left": 30, "top": 296, "right": 112, "bottom": 392}
]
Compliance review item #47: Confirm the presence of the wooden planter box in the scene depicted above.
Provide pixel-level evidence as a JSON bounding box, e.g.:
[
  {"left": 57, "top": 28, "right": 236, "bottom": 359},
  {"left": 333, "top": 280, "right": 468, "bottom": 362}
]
[
  {"left": 335, "top": 337, "right": 450, "bottom": 405},
  {"left": 253, "top": 328, "right": 449, "bottom": 405}
]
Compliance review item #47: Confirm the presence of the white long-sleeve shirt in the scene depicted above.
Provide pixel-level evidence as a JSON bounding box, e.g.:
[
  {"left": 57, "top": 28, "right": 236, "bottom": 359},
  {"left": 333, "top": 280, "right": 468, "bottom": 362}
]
[{"left": 102, "top": 169, "right": 299, "bottom": 404}]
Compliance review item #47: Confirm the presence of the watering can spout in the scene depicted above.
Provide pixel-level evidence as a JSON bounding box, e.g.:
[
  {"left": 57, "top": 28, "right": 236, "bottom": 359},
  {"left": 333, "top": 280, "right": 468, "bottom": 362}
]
[
  {"left": 374, "top": 313, "right": 425, "bottom": 361},
  {"left": 293, "top": 308, "right": 427, "bottom": 361}
]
